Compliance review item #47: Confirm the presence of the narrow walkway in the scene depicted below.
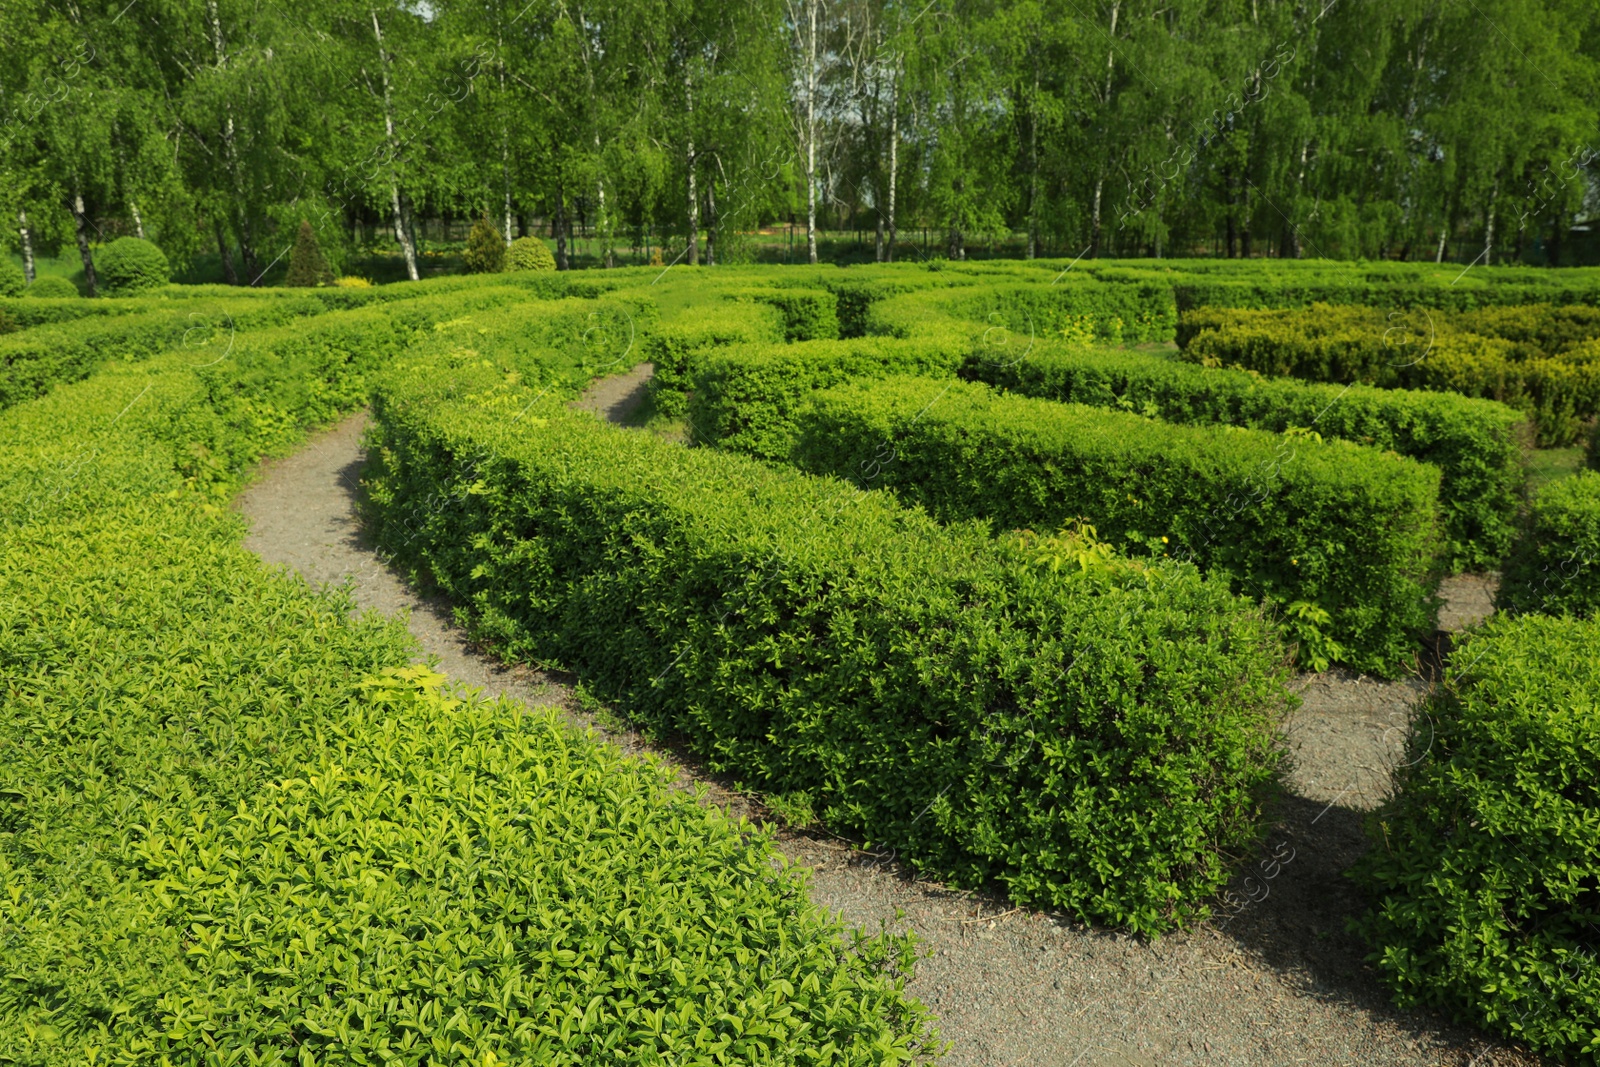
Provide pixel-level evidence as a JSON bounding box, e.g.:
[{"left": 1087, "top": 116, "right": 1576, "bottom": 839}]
[{"left": 234, "top": 402, "right": 1530, "bottom": 1067}]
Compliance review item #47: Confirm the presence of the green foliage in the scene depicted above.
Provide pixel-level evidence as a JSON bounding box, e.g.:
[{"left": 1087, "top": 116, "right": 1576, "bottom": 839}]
[
  {"left": 1180, "top": 303, "right": 1600, "bottom": 446},
  {"left": 0, "top": 261, "right": 23, "bottom": 297},
  {"left": 24, "top": 276, "right": 79, "bottom": 299},
  {"left": 728, "top": 288, "right": 840, "bottom": 342},
  {"left": 0, "top": 284, "right": 938, "bottom": 1064},
  {"left": 1352, "top": 613, "right": 1600, "bottom": 1064},
  {"left": 790, "top": 376, "right": 1443, "bottom": 675},
  {"left": 1588, "top": 422, "right": 1600, "bottom": 471},
  {"left": 967, "top": 344, "right": 1525, "bottom": 572},
  {"left": 505, "top": 236, "right": 557, "bottom": 272},
  {"left": 283, "top": 218, "right": 333, "bottom": 287},
  {"left": 363, "top": 358, "right": 1294, "bottom": 933},
  {"left": 1496, "top": 470, "right": 1600, "bottom": 618},
  {"left": 463, "top": 216, "right": 507, "bottom": 274},
  {"left": 643, "top": 302, "right": 786, "bottom": 415},
  {"left": 94, "top": 237, "right": 171, "bottom": 295},
  {"left": 689, "top": 338, "right": 967, "bottom": 459}
]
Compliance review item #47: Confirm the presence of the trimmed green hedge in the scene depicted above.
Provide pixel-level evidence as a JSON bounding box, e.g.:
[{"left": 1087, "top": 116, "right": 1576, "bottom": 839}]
[
  {"left": 790, "top": 376, "right": 1443, "bottom": 675},
  {"left": 643, "top": 301, "right": 786, "bottom": 415},
  {"left": 1353, "top": 613, "right": 1600, "bottom": 1064},
  {"left": 0, "top": 287, "right": 939, "bottom": 1064},
  {"left": 689, "top": 338, "right": 968, "bottom": 458},
  {"left": 966, "top": 345, "right": 1525, "bottom": 572},
  {"left": 95, "top": 236, "right": 171, "bottom": 294},
  {"left": 1497, "top": 470, "right": 1600, "bottom": 618},
  {"left": 364, "top": 358, "right": 1294, "bottom": 933},
  {"left": 0, "top": 284, "right": 556, "bottom": 411},
  {"left": 860, "top": 279, "right": 1174, "bottom": 345},
  {"left": 1180, "top": 304, "right": 1600, "bottom": 446},
  {"left": 725, "top": 287, "right": 841, "bottom": 342}
]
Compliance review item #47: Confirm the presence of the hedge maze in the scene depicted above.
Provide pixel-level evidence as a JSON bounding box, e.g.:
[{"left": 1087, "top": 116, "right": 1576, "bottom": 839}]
[{"left": 4, "top": 257, "right": 1599, "bottom": 1063}]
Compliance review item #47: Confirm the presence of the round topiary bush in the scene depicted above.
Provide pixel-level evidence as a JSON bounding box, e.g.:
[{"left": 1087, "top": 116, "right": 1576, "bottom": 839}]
[
  {"left": 0, "top": 260, "right": 24, "bottom": 297},
  {"left": 95, "top": 237, "right": 170, "bottom": 295},
  {"left": 505, "top": 236, "right": 555, "bottom": 272},
  {"left": 25, "top": 276, "right": 79, "bottom": 299}
]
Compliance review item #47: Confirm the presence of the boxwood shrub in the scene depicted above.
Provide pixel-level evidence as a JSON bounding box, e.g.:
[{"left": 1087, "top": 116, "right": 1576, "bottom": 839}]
[
  {"left": 1352, "top": 613, "right": 1600, "bottom": 1064},
  {"left": 25, "top": 275, "right": 79, "bottom": 299},
  {"left": 790, "top": 376, "right": 1443, "bottom": 675},
  {"left": 364, "top": 359, "right": 1294, "bottom": 933},
  {"left": 689, "top": 337, "right": 969, "bottom": 458},
  {"left": 725, "top": 287, "right": 841, "bottom": 342},
  {"left": 1180, "top": 304, "right": 1600, "bottom": 445},
  {"left": 966, "top": 344, "right": 1525, "bottom": 572},
  {"left": 94, "top": 236, "right": 171, "bottom": 294},
  {"left": 1496, "top": 470, "right": 1600, "bottom": 618},
  {"left": 0, "top": 292, "right": 939, "bottom": 1064},
  {"left": 643, "top": 301, "right": 786, "bottom": 415}
]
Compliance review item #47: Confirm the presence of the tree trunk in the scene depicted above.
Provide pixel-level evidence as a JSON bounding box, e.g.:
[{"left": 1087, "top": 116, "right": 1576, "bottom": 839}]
[
  {"left": 885, "top": 68, "right": 899, "bottom": 263},
  {"left": 390, "top": 183, "right": 418, "bottom": 279},
  {"left": 71, "top": 187, "right": 97, "bottom": 296},
  {"left": 1547, "top": 216, "right": 1563, "bottom": 267},
  {"left": 1091, "top": 178, "right": 1104, "bottom": 257},
  {"left": 1089, "top": 0, "right": 1120, "bottom": 259},
  {"left": 1482, "top": 179, "right": 1498, "bottom": 266},
  {"left": 802, "top": 0, "right": 819, "bottom": 264},
  {"left": 130, "top": 201, "right": 145, "bottom": 239},
  {"left": 215, "top": 218, "right": 238, "bottom": 285},
  {"left": 705, "top": 182, "right": 717, "bottom": 267},
  {"left": 1435, "top": 223, "right": 1448, "bottom": 263},
  {"left": 1026, "top": 60, "right": 1039, "bottom": 260},
  {"left": 684, "top": 67, "right": 699, "bottom": 267},
  {"left": 599, "top": 177, "right": 614, "bottom": 268},
  {"left": 555, "top": 183, "right": 569, "bottom": 270},
  {"left": 372, "top": 7, "right": 419, "bottom": 281},
  {"left": 17, "top": 210, "right": 35, "bottom": 285},
  {"left": 208, "top": 0, "right": 257, "bottom": 281},
  {"left": 501, "top": 133, "right": 513, "bottom": 246}
]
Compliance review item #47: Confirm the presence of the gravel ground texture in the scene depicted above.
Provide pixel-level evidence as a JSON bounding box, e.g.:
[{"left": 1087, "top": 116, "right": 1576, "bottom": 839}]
[{"left": 233, "top": 396, "right": 1538, "bottom": 1067}]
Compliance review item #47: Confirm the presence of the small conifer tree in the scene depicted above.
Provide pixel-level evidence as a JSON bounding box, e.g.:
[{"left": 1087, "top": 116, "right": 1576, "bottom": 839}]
[
  {"left": 284, "top": 219, "right": 332, "bottom": 286},
  {"left": 463, "top": 215, "right": 506, "bottom": 273}
]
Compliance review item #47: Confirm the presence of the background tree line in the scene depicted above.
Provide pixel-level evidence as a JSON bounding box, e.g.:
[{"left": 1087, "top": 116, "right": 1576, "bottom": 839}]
[{"left": 3, "top": 0, "right": 1599, "bottom": 286}]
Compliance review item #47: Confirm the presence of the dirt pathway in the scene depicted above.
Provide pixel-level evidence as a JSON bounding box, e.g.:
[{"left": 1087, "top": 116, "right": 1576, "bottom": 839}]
[{"left": 235, "top": 405, "right": 1531, "bottom": 1067}]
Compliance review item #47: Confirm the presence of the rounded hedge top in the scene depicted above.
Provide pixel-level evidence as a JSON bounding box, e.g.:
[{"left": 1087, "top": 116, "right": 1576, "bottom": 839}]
[
  {"left": 96, "top": 237, "right": 170, "bottom": 295},
  {"left": 25, "top": 275, "right": 80, "bottom": 299},
  {"left": 506, "top": 236, "right": 556, "bottom": 272},
  {"left": 0, "top": 260, "right": 24, "bottom": 297}
]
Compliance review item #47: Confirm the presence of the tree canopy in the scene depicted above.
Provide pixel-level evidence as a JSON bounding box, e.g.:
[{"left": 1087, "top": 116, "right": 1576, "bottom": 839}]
[{"left": 2, "top": 0, "right": 1597, "bottom": 278}]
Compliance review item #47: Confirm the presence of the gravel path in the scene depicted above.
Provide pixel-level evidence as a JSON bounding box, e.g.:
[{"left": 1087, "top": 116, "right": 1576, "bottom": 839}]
[{"left": 235, "top": 407, "right": 1536, "bottom": 1067}]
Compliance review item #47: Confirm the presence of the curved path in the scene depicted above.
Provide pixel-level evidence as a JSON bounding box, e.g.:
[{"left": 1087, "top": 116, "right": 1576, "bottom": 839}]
[{"left": 235, "top": 379, "right": 1529, "bottom": 1067}]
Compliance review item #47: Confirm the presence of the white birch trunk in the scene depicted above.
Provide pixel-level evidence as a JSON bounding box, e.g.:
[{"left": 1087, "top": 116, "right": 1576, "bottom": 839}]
[{"left": 371, "top": 7, "right": 419, "bottom": 281}]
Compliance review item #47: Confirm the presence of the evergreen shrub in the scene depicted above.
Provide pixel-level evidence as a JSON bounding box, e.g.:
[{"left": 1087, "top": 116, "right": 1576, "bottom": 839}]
[
  {"left": 463, "top": 215, "right": 506, "bottom": 273},
  {"left": 1353, "top": 613, "right": 1600, "bottom": 1064},
  {"left": 505, "top": 235, "right": 556, "bottom": 272},
  {"left": 363, "top": 358, "right": 1295, "bottom": 932},
  {"left": 1496, "top": 470, "right": 1600, "bottom": 618},
  {"left": 95, "top": 236, "right": 170, "bottom": 295},
  {"left": 967, "top": 344, "right": 1525, "bottom": 571},
  {"left": 790, "top": 376, "right": 1443, "bottom": 674}
]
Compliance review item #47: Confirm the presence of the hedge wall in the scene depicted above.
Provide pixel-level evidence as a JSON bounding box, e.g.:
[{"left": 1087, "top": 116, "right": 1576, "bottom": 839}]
[
  {"left": 364, "top": 357, "right": 1294, "bottom": 933},
  {"left": 966, "top": 345, "right": 1525, "bottom": 572},
  {"left": 1180, "top": 303, "right": 1600, "bottom": 445},
  {"left": 790, "top": 376, "right": 1443, "bottom": 675},
  {"left": 1496, "top": 470, "right": 1600, "bottom": 619},
  {"left": 643, "top": 301, "right": 786, "bottom": 415},
  {"left": 1353, "top": 613, "right": 1600, "bottom": 1064},
  {"left": 0, "top": 285, "right": 938, "bottom": 1064},
  {"left": 689, "top": 338, "right": 969, "bottom": 458}
]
